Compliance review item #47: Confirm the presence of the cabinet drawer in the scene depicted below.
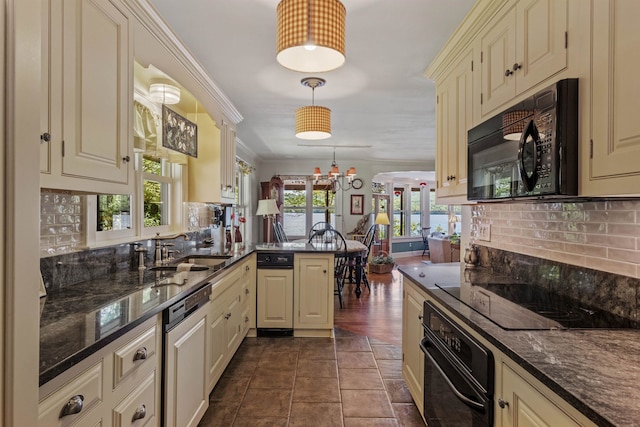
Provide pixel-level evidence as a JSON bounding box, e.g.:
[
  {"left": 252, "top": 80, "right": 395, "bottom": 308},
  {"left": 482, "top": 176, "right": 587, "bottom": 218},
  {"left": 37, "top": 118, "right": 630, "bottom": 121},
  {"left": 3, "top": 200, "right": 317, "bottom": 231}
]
[
  {"left": 38, "top": 361, "right": 103, "bottom": 427},
  {"left": 113, "top": 325, "right": 156, "bottom": 387},
  {"left": 112, "top": 370, "right": 157, "bottom": 427}
]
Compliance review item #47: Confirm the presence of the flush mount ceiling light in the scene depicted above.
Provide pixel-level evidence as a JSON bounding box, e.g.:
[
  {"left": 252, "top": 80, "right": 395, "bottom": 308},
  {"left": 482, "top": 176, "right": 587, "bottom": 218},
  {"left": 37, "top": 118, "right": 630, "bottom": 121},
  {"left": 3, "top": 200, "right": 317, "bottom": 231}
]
[
  {"left": 149, "top": 80, "right": 181, "bottom": 105},
  {"left": 276, "top": 0, "right": 346, "bottom": 73},
  {"left": 296, "top": 77, "right": 331, "bottom": 140}
]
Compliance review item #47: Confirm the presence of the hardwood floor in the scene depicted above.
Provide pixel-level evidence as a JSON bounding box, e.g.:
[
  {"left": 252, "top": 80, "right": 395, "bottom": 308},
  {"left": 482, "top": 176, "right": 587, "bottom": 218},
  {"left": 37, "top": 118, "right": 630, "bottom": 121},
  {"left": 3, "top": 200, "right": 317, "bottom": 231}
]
[{"left": 334, "top": 255, "right": 425, "bottom": 347}]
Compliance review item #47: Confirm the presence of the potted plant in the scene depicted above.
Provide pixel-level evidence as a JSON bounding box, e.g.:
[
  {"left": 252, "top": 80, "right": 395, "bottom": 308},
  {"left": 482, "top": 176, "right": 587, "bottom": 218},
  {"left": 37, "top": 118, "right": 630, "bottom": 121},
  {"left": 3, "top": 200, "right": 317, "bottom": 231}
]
[{"left": 370, "top": 252, "right": 395, "bottom": 274}]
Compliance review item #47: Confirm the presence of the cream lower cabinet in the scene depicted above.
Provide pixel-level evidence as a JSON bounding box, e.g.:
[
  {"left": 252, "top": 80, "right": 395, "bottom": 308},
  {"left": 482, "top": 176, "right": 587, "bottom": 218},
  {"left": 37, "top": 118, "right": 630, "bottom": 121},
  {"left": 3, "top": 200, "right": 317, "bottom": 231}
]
[
  {"left": 206, "top": 254, "right": 255, "bottom": 393},
  {"left": 256, "top": 268, "right": 294, "bottom": 330},
  {"left": 294, "top": 254, "right": 334, "bottom": 335},
  {"left": 499, "top": 362, "right": 590, "bottom": 427},
  {"left": 585, "top": 0, "right": 640, "bottom": 196},
  {"left": 41, "top": 0, "right": 134, "bottom": 194},
  {"left": 39, "top": 315, "right": 161, "bottom": 427},
  {"left": 402, "top": 278, "right": 427, "bottom": 417},
  {"left": 164, "top": 303, "right": 208, "bottom": 427}
]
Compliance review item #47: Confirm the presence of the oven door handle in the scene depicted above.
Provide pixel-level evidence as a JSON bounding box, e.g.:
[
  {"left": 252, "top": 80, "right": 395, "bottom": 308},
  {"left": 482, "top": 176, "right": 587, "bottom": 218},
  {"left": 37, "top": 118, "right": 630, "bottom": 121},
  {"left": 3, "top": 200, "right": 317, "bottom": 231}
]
[{"left": 420, "top": 336, "right": 486, "bottom": 413}]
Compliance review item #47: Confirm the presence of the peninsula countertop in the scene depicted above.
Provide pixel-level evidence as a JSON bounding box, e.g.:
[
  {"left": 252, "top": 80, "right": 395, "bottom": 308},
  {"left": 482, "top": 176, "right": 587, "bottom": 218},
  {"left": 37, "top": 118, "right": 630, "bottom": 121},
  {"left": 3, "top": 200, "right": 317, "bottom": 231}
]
[{"left": 399, "top": 263, "right": 640, "bottom": 427}]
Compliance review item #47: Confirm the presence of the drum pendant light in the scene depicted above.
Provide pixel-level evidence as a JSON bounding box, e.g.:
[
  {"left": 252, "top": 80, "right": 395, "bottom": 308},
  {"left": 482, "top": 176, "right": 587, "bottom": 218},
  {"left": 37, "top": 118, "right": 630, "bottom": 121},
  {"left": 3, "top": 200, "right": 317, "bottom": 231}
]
[
  {"left": 296, "top": 77, "right": 331, "bottom": 140},
  {"left": 277, "top": 0, "right": 346, "bottom": 73}
]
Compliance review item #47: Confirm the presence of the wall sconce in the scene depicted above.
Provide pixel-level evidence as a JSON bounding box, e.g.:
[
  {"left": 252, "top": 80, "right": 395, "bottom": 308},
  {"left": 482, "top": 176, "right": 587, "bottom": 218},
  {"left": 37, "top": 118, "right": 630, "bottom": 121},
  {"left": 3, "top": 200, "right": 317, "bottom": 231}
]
[{"left": 276, "top": 0, "right": 346, "bottom": 73}]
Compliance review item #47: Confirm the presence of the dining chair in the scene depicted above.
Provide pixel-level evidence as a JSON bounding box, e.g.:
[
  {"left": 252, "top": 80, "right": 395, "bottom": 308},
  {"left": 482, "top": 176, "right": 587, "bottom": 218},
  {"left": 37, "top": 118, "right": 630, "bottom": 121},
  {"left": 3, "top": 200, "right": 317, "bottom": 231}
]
[
  {"left": 421, "top": 227, "right": 431, "bottom": 257},
  {"left": 273, "top": 221, "right": 288, "bottom": 243},
  {"left": 308, "top": 228, "right": 348, "bottom": 309},
  {"left": 308, "top": 221, "right": 334, "bottom": 240}
]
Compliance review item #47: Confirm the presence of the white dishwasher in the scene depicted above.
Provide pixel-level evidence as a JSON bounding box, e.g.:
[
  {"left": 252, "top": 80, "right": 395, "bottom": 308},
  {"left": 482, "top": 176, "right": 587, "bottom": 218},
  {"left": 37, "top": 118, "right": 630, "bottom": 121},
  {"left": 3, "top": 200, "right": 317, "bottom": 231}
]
[{"left": 256, "top": 252, "right": 294, "bottom": 336}]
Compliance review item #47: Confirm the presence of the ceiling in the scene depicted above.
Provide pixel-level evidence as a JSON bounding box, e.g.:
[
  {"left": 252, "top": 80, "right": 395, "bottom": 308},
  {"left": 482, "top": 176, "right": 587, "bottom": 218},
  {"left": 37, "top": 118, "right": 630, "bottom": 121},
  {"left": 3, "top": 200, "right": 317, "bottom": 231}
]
[{"left": 147, "top": 0, "right": 476, "bottom": 169}]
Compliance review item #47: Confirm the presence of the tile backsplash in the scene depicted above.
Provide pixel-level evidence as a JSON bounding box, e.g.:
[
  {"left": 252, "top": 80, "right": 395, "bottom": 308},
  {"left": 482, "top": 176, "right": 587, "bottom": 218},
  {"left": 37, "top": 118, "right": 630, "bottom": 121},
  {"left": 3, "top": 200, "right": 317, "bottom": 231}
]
[
  {"left": 40, "top": 189, "right": 85, "bottom": 257},
  {"left": 471, "top": 200, "right": 640, "bottom": 278}
]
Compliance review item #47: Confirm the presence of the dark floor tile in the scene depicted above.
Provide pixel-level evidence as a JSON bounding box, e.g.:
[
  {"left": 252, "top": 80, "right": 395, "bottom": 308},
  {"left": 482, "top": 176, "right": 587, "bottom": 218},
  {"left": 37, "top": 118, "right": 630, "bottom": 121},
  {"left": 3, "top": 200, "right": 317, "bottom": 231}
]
[
  {"left": 384, "top": 379, "right": 414, "bottom": 403},
  {"left": 236, "top": 388, "right": 292, "bottom": 418},
  {"left": 222, "top": 356, "right": 259, "bottom": 378},
  {"left": 371, "top": 344, "right": 402, "bottom": 360},
  {"left": 335, "top": 336, "right": 372, "bottom": 352},
  {"left": 296, "top": 358, "right": 338, "bottom": 378},
  {"left": 339, "top": 368, "right": 384, "bottom": 390},
  {"left": 368, "top": 336, "right": 395, "bottom": 346},
  {"left": 249, "top": 370, "right": 296, "bottom": 389},
  {"left": 289, "top": 402, "right": 343, "bottom": 426},
  {"left": 344, "top": 418, "right": 399, "bottom": 427},
  {"left": 299, "top": 342, "right": 337, "bottom": 360},
  {"left": 261, "top": 337, "right": 303, "bottom": 352},
  {"left": 376, "top": 359, "right": 403, "bottom": 379},
  {"left": 392, "top": 403, "right": 426, "bottom": 426},
  {"left": 257, "top": 350, "right": 299, "bottom": 371},
  {"left": 292, "top": 377, "right": 340, "bottom": 402},
  {"left": 342, "top": 389, "right": 394, "bottom": 418},
  {"left": 337, "top": 351, "right": 377, "bottom": 369},
  {"left": 209, "top": 375, "right": 250, "bottom": 402},
  {"left": 232, "top": 417, "right": 289, "bottom": 427},
  {"left": 197, "top": 400, "right": 240, "bottom": 427}
]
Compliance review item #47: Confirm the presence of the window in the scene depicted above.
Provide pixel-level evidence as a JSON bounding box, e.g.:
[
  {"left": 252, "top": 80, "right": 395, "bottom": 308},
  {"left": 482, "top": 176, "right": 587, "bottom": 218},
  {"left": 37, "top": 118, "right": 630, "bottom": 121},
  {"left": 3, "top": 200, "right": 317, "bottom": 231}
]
[
  {"left": 281, "top": 178, "right": 335, "bottom": 238},
  {"left": 429, "top": 189, "right": 461, "bottom": 235},
  {"left": 97, "top": 195, "right": 131, "bottom": 231},
  {"left": 392, "top": 186, "right": 422, "bottom": 237},
  {"left": 143, "top": 156, "right": 170, "bottom": 228}
]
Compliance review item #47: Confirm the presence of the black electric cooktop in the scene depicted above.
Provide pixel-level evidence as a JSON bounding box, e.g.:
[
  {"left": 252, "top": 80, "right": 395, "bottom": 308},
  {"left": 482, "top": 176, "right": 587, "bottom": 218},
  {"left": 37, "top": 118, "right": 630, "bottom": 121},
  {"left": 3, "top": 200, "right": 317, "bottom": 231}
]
[{"left": 435, "top": 282, "right": 637, "bottom": 330}]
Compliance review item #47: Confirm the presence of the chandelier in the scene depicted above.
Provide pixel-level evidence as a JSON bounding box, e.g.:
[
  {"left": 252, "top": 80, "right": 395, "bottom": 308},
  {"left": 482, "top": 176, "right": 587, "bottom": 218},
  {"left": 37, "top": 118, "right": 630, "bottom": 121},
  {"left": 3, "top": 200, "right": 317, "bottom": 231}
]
[
  {"left": 276, "top": 0, "right": 346, "bottom": 73},
  {"left": 312, "top": 148, "right": 357, "bottom": 191}
]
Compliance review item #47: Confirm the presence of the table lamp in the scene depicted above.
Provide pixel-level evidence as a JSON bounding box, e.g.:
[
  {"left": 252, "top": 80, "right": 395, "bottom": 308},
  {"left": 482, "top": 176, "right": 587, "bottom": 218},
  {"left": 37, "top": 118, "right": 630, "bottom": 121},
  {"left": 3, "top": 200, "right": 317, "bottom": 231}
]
[{"left": 256, "top": 199, "right": 280, "bottom": 244}]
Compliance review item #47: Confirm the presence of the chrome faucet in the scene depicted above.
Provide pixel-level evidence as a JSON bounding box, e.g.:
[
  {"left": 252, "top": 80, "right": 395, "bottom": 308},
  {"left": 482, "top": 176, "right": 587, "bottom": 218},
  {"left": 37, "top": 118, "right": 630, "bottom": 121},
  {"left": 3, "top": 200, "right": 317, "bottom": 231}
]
[
  {"left": 131, "top": 242, "right": 148, "bottom": 270},
  {"left": 153, "top": 233, "right": 189, "bottom": 266}
]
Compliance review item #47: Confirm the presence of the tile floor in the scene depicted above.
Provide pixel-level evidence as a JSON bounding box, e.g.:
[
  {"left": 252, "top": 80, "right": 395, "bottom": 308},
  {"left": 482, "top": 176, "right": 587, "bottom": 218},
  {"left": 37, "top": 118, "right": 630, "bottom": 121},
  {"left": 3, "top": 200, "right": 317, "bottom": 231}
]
[{"left": 197, "top": 328, "right": 425, "bottom": 426}]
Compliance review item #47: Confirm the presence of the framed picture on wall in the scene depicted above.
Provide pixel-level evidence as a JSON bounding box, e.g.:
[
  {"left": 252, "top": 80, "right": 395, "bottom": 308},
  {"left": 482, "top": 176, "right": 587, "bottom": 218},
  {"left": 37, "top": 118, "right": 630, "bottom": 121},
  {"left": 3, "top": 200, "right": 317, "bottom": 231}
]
[
  {"left": 162, "top": 105, "right": 198, "bottom": 157},
  {"left": 350, "top": 194, "right": 364, "bottom": 215}
]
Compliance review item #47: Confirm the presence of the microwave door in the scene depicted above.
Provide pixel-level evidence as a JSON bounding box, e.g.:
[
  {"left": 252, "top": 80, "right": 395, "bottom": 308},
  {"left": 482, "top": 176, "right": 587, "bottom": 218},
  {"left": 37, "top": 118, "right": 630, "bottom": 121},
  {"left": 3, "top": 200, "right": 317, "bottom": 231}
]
[{"left": 469, "top": 136, "right": 519, "bottom": 199}]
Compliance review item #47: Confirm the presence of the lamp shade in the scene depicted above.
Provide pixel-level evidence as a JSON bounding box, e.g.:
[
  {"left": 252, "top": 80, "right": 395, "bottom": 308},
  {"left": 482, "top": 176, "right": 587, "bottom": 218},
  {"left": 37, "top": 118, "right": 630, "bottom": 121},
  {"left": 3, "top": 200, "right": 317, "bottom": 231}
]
[
  {"left": 276, "top": 0, "right": 346, "bottom": 73},
  {"left": 375, "top": 212, "right": 390, "bottom": 226},
  {"left": 449, "top": 215, "right": 460, "bottom": 223},
  {"left": 295, "top": 106, "right": 331, "bottom": 139},
  {"left": 149, "top": 82, "right": 180, "bottom": 105},
  {"left": 256, "top": 199, "right": 280, "bottom": 216}
]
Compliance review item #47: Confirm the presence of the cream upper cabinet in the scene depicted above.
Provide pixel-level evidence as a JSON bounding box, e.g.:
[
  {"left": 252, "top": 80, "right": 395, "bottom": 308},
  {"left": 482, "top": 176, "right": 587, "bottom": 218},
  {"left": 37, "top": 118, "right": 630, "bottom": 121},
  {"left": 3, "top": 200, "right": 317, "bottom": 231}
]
[
  {"left": 294, "top": 254, "right": 333, "bottom": 331},
  {"left": 187, "top": 113, "right": 236, "bottom": 204},
  {"left": 435, "top": 49, "right": 475, "bottom": 201},
  {"left": 585, "top": 0, "right": 640, "bottom": 196},
  {"left": 402, "top": 278, "right": 426, "bottom": 417},
  {"left": 481, "top": 0, "right": 568, "bottom": 117},
  {"left": 41, "top": 0, "right": 133, "bottom": 194}
]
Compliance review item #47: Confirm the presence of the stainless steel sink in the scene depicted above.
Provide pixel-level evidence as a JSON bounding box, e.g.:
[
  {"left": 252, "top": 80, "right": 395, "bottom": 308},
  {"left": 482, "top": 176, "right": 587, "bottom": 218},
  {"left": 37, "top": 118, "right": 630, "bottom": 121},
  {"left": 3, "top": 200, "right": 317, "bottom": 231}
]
[{"left": 148, "top": 265, "right": 210, "bottom": 272}]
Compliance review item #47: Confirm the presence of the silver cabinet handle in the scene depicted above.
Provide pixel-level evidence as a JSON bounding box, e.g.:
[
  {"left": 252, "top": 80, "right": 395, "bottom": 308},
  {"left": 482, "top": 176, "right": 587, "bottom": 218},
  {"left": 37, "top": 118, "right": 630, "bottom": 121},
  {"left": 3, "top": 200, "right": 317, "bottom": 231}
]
[
  {"left": 132, "top": 404, "right": 146, "bottom": 421},
  {"left": 59, "top": 395, "right": 84, "bottom": 418},
  {"left": 498, "top": 398, "right": 509, "bottom": 409},
  {"left": 133, "top": 347, "right": 147, "bottom": 361}
]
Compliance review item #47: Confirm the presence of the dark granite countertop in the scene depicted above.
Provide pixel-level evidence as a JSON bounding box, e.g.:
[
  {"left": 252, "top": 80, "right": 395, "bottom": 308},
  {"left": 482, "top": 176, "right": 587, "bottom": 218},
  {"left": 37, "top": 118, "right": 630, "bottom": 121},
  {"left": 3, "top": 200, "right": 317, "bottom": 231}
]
[
  {"left": 39, "top": 244, "right": 257, "bottom": 386},
  {"left": 399, "top": 263, "right": 640, "bottom": 427}
]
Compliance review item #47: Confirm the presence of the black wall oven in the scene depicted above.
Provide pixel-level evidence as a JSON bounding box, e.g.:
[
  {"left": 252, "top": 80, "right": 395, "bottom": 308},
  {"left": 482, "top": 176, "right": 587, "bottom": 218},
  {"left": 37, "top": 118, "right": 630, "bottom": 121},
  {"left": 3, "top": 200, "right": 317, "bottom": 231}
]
[
  {"left": 467, "top": 78, "right": 578, "bottom": 201},
  {"left": 420, "top": 301, "right": 494, "bottom": 426}
]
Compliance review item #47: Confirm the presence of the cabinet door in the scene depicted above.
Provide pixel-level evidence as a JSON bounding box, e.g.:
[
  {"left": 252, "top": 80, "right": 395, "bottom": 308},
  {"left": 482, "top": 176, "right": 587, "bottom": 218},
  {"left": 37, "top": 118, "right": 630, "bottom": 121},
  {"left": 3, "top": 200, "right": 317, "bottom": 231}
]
[
  {"left": 225, "top": 293, "right": 243, "bottom": 352},
  {"left": 402, "top": 280, "right": 426, "bottom": 416},
  {"left": 60, "top": 0, "right": 132, "bottom": 185},
  {"left": 164, "top": 306, "right": 208, "bottom": 427},
  {"left": 515, "top": 0, "right": 568, "bottom": 94},
  {"left": 295, "top": 256, "right": 332, "bottom": 329},
  {"left": 436, "top": 50, "right": 474, "bottom": 201},
  {"left": 206, "top": 305, "right": 227, "bottom": 393},
  {"left": 256, "top": 269, "right": 294, "bottom": 329},
  {"left": 240, "top": 259, "right": 256, "bottom": 330},
  {"left": 589, "top": 0, "right": 640, "bottom": 193},
  {"left": 500, "top": 363, "right": 581, "bottom": 427},
  {"left": 481, "top": 7, "right": 516, "bottom": 115}
]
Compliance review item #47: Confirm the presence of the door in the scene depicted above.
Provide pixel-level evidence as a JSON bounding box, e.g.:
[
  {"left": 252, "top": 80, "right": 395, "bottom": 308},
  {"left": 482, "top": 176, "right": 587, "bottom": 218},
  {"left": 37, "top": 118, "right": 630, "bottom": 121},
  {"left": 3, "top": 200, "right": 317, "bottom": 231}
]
[
  {"left": 256, "top": 269, "right": 294, "bottom": 329},
  {"left": 164, "top": 305, "right": 208, "bottom": 427},
  {"left": 295, "top": 256, "right": 332, "bottom": 329}
]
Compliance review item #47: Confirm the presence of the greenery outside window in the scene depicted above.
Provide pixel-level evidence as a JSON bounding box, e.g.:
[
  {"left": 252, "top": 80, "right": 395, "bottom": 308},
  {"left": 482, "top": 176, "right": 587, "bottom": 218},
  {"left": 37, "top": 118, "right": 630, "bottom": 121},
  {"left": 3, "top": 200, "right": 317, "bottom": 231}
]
[
  {"left": 143, "top": 156, "right": 170, "bottom": 228},
  {"left": 97, "top": 195, "right": 131, "bottom": 231},
  {"left": 393, "top": 186, "right": 423, "bottom": 237},
  {"left": 282, "top": 178, "right": 335, "bottom": 238}
]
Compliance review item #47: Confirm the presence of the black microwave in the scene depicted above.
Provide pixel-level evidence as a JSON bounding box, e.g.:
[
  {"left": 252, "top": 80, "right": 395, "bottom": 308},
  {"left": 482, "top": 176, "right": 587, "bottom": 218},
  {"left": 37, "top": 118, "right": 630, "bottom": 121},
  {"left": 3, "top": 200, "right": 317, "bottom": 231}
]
[{"left": 467, "top": 78, "right": 578, "bottom": 201}]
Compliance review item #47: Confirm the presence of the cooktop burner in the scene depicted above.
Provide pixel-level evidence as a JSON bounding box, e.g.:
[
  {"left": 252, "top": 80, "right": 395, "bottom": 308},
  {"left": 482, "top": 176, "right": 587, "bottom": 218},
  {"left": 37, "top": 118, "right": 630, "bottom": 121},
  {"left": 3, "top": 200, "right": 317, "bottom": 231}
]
[{"left": 434, "top": 282, "right": 637, "bottom": 330}]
